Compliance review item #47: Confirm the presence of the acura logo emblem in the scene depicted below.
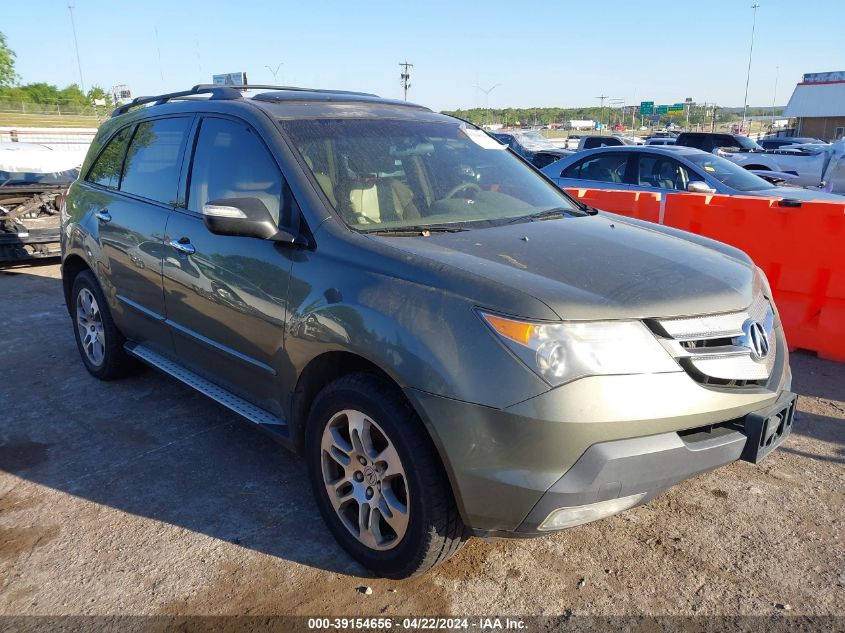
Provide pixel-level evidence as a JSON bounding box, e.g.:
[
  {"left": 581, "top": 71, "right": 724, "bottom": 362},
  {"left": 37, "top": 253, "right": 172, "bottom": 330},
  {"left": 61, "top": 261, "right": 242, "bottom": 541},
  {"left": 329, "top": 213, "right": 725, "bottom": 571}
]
[{"left": 740, "top": 319, "right": 770, "bottom": 361}]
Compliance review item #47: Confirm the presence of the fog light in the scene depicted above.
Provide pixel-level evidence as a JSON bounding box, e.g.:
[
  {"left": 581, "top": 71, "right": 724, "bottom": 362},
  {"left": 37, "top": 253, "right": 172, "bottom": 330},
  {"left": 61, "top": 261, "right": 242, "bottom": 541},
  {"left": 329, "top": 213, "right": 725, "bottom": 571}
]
[{"left": 537, "top": 493, "right": 647, "bottom": 531}]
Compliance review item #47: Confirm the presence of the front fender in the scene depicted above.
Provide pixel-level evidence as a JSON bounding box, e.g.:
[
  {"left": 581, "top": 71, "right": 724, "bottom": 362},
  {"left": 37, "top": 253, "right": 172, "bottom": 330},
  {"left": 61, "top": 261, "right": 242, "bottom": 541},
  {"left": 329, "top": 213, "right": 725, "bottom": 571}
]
[{"left": 283, "top": 268, "right": 549, "bottom": 411}]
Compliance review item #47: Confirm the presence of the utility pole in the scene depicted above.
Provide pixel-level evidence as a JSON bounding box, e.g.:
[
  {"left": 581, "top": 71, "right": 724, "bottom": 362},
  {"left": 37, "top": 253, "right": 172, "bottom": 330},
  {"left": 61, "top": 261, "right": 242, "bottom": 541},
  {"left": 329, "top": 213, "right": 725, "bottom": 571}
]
[
  {"left": 265, "top": 63, "right": 284, "bottom": 83},
  {"left": 399, "top": 61, "right": 413, "bottom": 101},
  {"left": 596, "top": 95, "right": 608, "bottom": 132},
  {"left": 474, "top": 83, "right": 501, "bottom": 128},
  {"left": 741, "top": 3, "right": 761, "bottom": 132},
  {"left": 67, "top": 1, "right": 85, "bottom": 94},
  {"left": 609, "top": 98, "right": 624, "bottom": 130}
]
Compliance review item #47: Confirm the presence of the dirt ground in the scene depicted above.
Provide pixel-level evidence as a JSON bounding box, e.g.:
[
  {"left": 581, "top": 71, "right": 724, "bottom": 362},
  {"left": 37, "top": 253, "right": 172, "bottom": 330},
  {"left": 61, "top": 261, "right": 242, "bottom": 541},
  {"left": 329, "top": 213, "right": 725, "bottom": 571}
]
[{"left": 0, "top": 263, "right": 843, "bottom": 624}]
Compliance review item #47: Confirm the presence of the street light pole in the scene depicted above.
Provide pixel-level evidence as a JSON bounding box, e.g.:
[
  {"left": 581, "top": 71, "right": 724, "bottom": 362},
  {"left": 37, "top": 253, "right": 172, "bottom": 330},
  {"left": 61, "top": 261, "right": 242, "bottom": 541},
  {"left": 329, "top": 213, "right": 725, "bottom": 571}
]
[
  {"left": 67, "top": 1, "right": 85, "bottom": 94},
  {"left": 741, "top": 3, "right": 761, "bottom": 133},
  {"left": 475, "top": 83, "right": 501, "bottom": 128},
  {"left": 265, "top": 63, "right": 284, "bottom": 84},
  {"left": 770, "top": 65, "right": 779, "bottom": 130}
]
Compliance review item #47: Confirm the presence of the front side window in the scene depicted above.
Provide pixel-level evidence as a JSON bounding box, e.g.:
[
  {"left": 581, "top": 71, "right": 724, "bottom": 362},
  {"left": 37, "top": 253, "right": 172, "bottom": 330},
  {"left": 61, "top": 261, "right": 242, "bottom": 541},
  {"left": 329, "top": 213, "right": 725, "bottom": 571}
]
[
  {"left": 188, "top": 117, "right": 287, "bottom": 226},
  {"left": 281, "top": 118, "right": 578, "bottom": 231},
  {"left": 636, "top": 155, "right": 691, "bottom": 190},
  {"left": 120, "top": 117, "right": 192, "bottom": 205},
  {"left": 86, "top": 126, "right": 132, "bottom": 189},
  {"left": 565, "top": 153, "right": 628, "bottom": 183}
]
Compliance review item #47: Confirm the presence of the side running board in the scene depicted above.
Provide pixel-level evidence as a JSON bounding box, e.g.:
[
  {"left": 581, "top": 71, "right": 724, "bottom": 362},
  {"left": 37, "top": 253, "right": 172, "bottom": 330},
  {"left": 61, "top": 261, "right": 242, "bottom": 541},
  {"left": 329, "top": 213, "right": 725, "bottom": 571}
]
[{"left": 125, "top": 343, "right": 289, "bottom": 439}]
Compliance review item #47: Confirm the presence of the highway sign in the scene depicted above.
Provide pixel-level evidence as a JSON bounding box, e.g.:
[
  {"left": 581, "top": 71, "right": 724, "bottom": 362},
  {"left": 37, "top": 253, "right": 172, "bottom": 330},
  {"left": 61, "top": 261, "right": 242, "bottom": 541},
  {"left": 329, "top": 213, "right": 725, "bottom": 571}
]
[
  {"left": 655, "top": 105, "right": 669, "bottom": 115},
  {"left": 669, "top": 103, "right": 685, "bottom": 114},
  {"left": 639, "top": 101, "right": 654, "bottom": 115}
]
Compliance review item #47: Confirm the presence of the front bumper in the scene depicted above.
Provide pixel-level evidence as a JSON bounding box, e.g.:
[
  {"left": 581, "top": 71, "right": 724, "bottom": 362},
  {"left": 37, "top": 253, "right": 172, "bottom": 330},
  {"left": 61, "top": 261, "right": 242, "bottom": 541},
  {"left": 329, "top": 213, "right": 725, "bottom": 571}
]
[
  {"left": 406, "top": 332, "right": 791, "bottom": 535},
  {"left": 517, "top": 389, "right": 795, "bottom": 534}
]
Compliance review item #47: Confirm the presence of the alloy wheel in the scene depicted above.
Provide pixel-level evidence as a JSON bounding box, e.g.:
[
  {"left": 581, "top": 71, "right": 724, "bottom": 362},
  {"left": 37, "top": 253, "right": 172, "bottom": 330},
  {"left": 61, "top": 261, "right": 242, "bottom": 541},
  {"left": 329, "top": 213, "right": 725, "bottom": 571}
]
[
  {"left": 320, "top": 409, "right": 410, "bottom": 550},
  {"left": 76, "top": 288, "right": 105, "bottom": 367}
]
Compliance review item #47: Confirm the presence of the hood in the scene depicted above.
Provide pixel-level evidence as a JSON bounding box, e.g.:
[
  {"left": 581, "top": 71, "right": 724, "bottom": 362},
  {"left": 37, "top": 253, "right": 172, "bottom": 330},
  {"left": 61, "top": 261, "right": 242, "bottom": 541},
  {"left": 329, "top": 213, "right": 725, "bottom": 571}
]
[
  {"left": 371, "top": 214, "right": 755, "bottom": 320},
  {"left": 749, "top": 186, "right": 845, "bottom": 202}
]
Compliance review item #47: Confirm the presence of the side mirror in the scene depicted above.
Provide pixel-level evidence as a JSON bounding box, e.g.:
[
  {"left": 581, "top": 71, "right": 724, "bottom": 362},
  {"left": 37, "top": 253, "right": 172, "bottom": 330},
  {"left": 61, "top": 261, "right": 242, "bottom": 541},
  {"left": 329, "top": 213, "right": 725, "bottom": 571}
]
[
  {"left": 687, "top": 181, "right": 716, "bottom": 194},
  {"left": 202, "top": 197, "right": 300, "bottom": 244}
]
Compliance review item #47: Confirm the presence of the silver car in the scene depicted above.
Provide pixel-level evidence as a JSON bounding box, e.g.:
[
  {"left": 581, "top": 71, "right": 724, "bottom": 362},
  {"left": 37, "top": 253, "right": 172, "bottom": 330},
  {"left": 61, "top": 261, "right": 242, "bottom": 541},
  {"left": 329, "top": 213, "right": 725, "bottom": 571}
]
[{"left": 541, "top": 145, "right": 845, "bottom": 201}]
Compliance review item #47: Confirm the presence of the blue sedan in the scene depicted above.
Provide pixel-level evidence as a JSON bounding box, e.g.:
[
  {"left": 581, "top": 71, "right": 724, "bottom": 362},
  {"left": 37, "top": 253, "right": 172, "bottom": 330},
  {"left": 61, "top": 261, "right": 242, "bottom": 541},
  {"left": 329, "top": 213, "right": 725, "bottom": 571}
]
[{"left": 540, "top": 145, "right": 844, "bottom": 201}]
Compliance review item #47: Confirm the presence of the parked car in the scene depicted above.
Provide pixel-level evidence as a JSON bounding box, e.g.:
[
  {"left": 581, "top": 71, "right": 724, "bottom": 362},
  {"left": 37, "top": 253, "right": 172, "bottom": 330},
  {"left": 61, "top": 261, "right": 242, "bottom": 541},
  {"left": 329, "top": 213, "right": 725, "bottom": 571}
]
[
  {"left": 541, "top": 145, "right": 844, "bottom": 201},
  {"left": 488, "top": 130, "right": 572, "bottom": 168},
  {"left": 674, "top": 132, "right": 833, "bottom": 187},
  {"left": 1, "top": 142, "right": 80, "bottom": 263},
  {"left": 645, "top": 137, "right": 676, "bottom": 146},
  {"left": 575, "top": 135, "right": 640, "bottom": 151},
  {"left": 62, "top": 84, "right": 795, "bottom": 578},
  {"left": 564, "top": 134, "right": 583, "bottom": 150},
  {"left": 758, "top": 137, "right": 825, "bottom": 151}
]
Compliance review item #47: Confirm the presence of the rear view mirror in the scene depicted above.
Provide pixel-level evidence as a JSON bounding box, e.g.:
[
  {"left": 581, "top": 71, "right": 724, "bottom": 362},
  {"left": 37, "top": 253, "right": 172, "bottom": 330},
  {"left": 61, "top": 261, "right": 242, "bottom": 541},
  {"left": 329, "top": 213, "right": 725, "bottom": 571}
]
[
  {"left": 202, "top": 197, "right": 298, "bottom": 243},
  {"left": 687, "top": 182, "right": 716, "bottom": 194}
]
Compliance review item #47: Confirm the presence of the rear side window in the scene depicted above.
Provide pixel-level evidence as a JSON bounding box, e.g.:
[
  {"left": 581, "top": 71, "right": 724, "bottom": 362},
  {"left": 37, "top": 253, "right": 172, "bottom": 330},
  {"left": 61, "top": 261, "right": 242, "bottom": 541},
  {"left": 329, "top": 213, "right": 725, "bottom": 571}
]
[
  {"left": 120, "top": 117, "right": 192, "bottom": 205},
  {"left": 563, "top": 153, "right": 628, "bottom": 183},
  {"left": 187, "top": 117, "right": 288, "bottom": 226},
  {"left": 86, "top": 127, "right": 131, "bottom": 189}
]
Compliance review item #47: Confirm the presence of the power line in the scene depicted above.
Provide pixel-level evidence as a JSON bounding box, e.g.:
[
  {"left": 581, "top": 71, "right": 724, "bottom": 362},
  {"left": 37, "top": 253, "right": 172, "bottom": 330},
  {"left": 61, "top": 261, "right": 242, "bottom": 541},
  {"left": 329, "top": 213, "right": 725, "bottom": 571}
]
[{"left": 399, "top": 61, "right": 413, "bottom": 101}]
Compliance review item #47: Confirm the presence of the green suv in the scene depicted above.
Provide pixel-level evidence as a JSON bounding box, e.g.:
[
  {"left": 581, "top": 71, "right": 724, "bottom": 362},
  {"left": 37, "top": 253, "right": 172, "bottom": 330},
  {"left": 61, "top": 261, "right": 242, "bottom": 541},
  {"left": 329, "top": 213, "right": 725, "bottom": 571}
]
[{"left": 60, "top": 85, "right": 795, "bottom": 578}]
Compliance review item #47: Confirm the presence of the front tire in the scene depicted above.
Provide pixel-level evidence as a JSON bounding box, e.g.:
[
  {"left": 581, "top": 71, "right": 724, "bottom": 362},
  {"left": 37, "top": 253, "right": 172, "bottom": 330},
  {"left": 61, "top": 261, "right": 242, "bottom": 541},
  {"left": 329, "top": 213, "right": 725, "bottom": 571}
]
[
  {"left": 70, "top": 270, "right": 135, "bottom": 380},
  {"left": 305, "top": 373, "right": 465, "bottom": 578}
]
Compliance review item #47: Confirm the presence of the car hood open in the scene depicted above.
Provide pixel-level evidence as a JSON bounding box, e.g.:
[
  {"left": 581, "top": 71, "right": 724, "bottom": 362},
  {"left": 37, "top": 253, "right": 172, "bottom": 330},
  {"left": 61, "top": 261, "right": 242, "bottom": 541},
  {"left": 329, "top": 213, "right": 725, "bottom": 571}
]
[{"left": 372, "top": 214, "right": 755, "bottom": 320}]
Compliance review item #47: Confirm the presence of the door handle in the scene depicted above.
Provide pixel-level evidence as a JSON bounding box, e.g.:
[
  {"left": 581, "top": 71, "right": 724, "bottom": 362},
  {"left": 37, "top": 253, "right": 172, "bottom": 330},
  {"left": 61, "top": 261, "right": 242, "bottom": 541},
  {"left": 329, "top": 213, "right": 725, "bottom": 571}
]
[
  {"left": 95, "top": 210, "right": 112, "bottom": 223},
  {"left": 169, "top": 237, "right": 196, "bottom": 255}
]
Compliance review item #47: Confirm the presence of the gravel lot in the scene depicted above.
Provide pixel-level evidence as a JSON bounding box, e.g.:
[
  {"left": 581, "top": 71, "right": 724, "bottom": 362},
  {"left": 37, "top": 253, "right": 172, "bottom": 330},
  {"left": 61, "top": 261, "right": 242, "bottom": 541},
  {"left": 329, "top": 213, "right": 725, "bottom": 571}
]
[{"left": 1, "top": 263, "right": 843, "bottom": 624}]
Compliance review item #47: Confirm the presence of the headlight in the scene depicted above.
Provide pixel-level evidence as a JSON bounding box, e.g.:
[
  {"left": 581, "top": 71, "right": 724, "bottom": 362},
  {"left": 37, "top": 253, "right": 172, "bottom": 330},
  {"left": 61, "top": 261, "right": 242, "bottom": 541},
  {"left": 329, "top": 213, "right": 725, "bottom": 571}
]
[{"left": 480, "top": 312, "right": 679, "bottom": 386}]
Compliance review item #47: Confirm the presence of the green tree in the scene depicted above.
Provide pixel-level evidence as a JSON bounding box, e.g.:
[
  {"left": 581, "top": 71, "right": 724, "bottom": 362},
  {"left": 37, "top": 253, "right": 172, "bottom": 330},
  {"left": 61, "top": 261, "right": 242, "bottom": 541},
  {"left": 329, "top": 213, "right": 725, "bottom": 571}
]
[{"left": 0, "top": 32, "right": 16, "bottom": 86}]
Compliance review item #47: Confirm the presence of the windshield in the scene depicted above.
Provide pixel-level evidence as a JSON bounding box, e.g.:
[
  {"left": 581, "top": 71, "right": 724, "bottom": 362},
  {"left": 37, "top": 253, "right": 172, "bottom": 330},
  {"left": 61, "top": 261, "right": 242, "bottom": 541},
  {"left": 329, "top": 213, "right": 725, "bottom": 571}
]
[
  {"left": 514, "top": 131, "right": 557, "bottom": 150},
  {"left": 734, "top": 135, "right": 763, "bottom": 151},
  {"left": 281, "top": 118, "right": 577, "bottom": 231},
  {"left": 684, "top": 153, "right": 773, "bottom": 192}
]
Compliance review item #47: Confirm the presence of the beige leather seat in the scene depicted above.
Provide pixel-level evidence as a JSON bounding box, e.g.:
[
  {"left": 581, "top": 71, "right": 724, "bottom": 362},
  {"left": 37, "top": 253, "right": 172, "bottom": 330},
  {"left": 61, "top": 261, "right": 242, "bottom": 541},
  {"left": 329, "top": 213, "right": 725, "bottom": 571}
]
[
  {"left": 348, "top": 178, "right": 420, "bottom": 223},
  {"left": 303, "top": 155, "right": 337, "bottom": 206}
]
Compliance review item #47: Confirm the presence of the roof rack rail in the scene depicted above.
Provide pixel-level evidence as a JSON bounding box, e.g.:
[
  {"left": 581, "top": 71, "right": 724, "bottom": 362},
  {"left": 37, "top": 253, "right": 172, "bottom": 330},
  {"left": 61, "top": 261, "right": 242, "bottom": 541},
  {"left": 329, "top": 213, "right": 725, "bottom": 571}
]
[
  {"left": 111, "top": 84, "right": 243, "bottom": 117},
  {"left": 193, "top": 83, "right": 378, "bottom": 98}
]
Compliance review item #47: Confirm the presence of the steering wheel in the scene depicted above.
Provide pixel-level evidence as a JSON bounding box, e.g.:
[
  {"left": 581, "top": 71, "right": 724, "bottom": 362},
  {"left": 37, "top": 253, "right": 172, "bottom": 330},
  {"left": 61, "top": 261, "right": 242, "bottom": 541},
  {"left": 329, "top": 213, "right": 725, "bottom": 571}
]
[{"left": 444, "top": 182, "right": 482, "bottom": 199}]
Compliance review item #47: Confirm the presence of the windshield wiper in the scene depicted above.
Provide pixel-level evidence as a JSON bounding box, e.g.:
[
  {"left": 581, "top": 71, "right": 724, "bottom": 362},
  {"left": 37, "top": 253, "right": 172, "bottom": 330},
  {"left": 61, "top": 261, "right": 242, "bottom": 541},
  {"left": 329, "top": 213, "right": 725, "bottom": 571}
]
[
  {"left": 365, "top": 224, "right": 471, "bottom": 236},
  {"left": 505, "top": 206, "right": 591, "bottom": 225}
]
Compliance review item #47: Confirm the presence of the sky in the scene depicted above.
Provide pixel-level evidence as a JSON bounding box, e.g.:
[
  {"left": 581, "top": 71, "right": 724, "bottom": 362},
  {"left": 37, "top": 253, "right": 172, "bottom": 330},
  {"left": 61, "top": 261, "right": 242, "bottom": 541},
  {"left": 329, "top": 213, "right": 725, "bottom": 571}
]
[{"left": 3, "top": 0, "right": 844, "bottom": 112}]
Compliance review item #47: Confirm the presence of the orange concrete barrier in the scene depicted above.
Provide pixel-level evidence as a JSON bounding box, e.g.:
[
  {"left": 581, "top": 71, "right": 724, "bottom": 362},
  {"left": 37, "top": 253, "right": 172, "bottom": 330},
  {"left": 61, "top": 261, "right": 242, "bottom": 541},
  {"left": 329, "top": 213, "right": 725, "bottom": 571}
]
[
  {"left": 569, "top": 188, "right": 845, "bottom": 362},
  {"left": 565, "top": 188, "right": 662, "bottom": 224}
]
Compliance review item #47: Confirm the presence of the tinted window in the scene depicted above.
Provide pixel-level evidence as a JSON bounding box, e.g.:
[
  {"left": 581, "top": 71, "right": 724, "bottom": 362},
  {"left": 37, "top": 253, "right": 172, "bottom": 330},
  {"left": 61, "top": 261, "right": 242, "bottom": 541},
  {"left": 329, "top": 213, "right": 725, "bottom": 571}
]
[
  {"left": 564, "top": 153, "right": 628, "bottom": 183},
  {"left": 120, "top": 117, "right": 191, "bottom": 205},
  {"left": 86, "top": 127, "right": 131, "bottom": 189},
  {"left": 636, "top": 154, "right": 691, "bottom": 190},
  {"left": 679, "top": 135, "right": 705, "bottom": 150},
  {"left": 188, "top": 117, "right": 286, "bottom": 226}
]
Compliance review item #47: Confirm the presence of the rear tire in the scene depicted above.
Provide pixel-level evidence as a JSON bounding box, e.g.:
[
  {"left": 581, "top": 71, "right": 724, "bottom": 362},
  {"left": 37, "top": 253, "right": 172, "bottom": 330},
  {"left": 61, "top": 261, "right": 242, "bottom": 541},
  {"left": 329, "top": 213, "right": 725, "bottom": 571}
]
[
  {"left": 305, "top": 372, "right": 465, "bottom": 578},
  {"left": 70, "top": 270, "right": 135, "bottom": 380}
]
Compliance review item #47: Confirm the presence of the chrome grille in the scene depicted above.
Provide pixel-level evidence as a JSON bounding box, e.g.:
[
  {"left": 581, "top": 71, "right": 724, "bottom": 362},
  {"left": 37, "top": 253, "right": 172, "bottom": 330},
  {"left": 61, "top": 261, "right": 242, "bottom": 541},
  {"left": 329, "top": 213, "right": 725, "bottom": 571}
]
[{"left": 655, "top": 293, "right": 777, "bottom": 383}]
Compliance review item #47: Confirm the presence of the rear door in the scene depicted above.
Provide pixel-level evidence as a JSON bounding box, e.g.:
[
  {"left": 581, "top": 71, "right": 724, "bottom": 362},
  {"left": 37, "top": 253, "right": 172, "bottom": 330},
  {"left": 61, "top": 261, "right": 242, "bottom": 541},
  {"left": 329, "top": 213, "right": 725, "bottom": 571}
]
[
  {"left": 81, "top": 115, "right": 193, "bottom": 351},
  {"left": 161, "top": 115, "right": 298, "bottom": 413}
]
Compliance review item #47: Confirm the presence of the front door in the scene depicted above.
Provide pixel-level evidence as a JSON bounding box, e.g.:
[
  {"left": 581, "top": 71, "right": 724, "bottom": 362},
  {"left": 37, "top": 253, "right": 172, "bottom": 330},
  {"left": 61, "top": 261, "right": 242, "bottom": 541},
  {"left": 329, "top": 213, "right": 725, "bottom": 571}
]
[{"left": 161, "top": 116, "right": 297, "bottom": 414}]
